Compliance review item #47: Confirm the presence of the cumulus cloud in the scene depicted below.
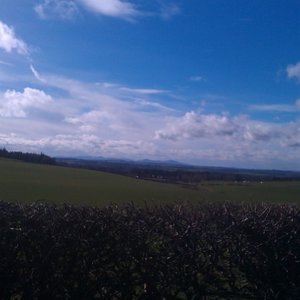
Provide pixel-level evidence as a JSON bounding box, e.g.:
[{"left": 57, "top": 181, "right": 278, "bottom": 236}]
[
  {"left": 287, "top": 62, "right": 300, "bottom": 82},
  {"left": 35, "top": 0, "right": 79, "bottom": 19},
  {"left": 155, "top": 111, "right": 300, "bottom": 146},
  {"left": 155, "top": 112, "right": 237, "bottom": 141},
  {"left": 0, "top": 87, "right": 52, "bottom": 118},
  {"left": 77, "top": 0, "right": 138, "bottom": 19},
  {"left": 242, "top": 122, "right": 281, "bottom": 142},
  {"left": 0, "top": 21, "right": 28, "bottom": 55}
]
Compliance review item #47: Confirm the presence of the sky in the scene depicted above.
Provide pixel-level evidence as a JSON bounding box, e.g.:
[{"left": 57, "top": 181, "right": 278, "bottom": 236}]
[{"left": 0, "top": 0, "right": 300, "bottom": 170}]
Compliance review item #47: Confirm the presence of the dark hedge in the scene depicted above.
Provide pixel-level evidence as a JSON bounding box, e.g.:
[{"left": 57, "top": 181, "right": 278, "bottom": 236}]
[{"left": 0, "top": 201, "right": 299, "bottom": 299}]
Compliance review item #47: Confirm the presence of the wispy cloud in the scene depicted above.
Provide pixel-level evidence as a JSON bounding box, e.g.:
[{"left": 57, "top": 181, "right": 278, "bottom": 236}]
[
  {"left": 76, "top": 0, "right": 138, "bottom": 19},
  {"left": 158, "top": 1, "right": 180, "bottom": 20},
  {"left": 0, "top": 21, "right": 29, "bottom": 55},
  {"left": 190, "top": 75, "right": 206, "bottom": 82},
  {"left": 134, "top": 99, "right": 174, "bottom": 112},
  {"left": 34, "top": 0, "right": 181, "bottom": 21},
  {"left": 287, "top": 62, "right": 300, "bottom": 82},
  {"left": 27, "top": 67, "right": 169, "bottom": 130},
  {"left": 249, "top": 103, "right": 300, "bottom": 113},
  {"left": 35, "top": 0, "right": 79, "bottom": 20},
  {"left": 30, "top": 64, "right": 46, "bottom": 82},
  {"left": 119, "top": 87, "right": 167, "bottom": 95},
  {"left": 0, "top": 60, "right": 13, "bottom": 66}
]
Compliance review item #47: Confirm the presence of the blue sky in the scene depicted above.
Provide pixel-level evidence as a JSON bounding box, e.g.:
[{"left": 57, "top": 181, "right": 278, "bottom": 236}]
[{"left": 0, "top": 0, "right": 300, "bottom": 170}]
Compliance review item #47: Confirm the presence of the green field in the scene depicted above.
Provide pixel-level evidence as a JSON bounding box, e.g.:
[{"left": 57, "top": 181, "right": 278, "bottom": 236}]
[{"left": 0, "top": 158, "right": 300, "bottom": 206}]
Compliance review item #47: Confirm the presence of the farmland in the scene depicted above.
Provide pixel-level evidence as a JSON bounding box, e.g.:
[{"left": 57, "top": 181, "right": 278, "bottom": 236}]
[
  {"left": 0, "top": 158, "right": 300, "bottom": 206},
  {"left": 1, "top": 158, "right": 300, "bottom": 299}
]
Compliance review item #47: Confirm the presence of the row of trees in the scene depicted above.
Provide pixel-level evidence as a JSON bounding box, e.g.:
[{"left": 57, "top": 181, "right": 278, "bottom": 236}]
[{"left": 0, "top": 148, "right": 56, "bottom": 165}]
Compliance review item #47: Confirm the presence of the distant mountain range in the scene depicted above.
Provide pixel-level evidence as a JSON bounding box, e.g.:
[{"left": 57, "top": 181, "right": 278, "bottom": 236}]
[
  {"left": 57, "top": 156, "right": 187, "bottom": 167},
  {"left": 55, "top": 156, "right": 300, "bottom": 181}
]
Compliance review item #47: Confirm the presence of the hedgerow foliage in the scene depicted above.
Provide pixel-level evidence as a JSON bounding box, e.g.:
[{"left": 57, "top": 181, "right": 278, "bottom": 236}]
[{"left": 0, "top": 201, "right": 299, "bottom": 299}]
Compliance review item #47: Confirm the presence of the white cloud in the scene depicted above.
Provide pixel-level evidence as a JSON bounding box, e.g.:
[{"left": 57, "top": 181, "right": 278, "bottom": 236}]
[
  {"left": 242, "top": 122, "right": 280, "bottom": 142},
  {"left": 35, "top": 0, "right": 79, "bottom": 20},
  {"left": 1, "top": 66, "right": 300, "bottom": 169},
  {"left": 296, "top": 99, "right": 300, "bottom": 107},
  {"left": 0, "top": 69, "right": 170, "bottom": 159},
  {"left": 155, "top": 111, "right": 300, "bottom": 146},
  {"left": 0, "top": 132, "right": 156, "bottom": 158},
  {"left": 0, "top": 87, "right": 52, "bottom": 118},
  {"left": 32, "top": 71, "right": 168, "bottom": 137},
  {"left": 0, "top": 21, "right": 28, "bottom": 55},
  {"left": 77, "top": 0, "right": 138, "bottom": 19},
  {"left": 155, "top": 112, "right": 237, "bottom": 141},
  {"left": 154, "top": 111, "right": 300, "bottom": 168},
  {"left": 287, "top": 62, "right": 300, "bottom": 82}
]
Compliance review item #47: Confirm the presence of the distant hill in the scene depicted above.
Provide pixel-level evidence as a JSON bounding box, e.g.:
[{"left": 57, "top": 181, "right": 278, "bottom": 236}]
[
  {"left": 55, "top": 157, "right": 300, "bottom": 182},
  {"left": 137, "top": 159, "right": 187, "bottom": 166},
  {"left": 68, "top": 156, "right": 186, "bottom": 167}
]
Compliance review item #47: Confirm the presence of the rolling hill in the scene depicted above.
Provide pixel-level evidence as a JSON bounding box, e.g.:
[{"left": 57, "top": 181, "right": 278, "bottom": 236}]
[{"left": 1, "top": 158, "right": 300, "bottom": 206}]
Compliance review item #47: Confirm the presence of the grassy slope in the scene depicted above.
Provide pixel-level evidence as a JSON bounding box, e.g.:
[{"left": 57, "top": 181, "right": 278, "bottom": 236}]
[
  {"left": 0, "top": 159, "right": 201, "bottom": 206},
  {"left": 0, "top": 158, "right": 299, "bottom": 206},
  {"left": 198, "top": 181, "right": 300, "bottom": 204}
]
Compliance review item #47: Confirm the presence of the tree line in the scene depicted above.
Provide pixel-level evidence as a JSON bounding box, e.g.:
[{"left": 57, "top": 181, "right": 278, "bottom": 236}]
[{"left": 0, "top": 148, "right": 56, "bottom": 165}]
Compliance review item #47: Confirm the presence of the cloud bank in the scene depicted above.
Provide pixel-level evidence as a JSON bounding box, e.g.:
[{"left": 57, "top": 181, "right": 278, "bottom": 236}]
[
  {"left": 155, "top": 110, "right": 300, "bottom": 144},
  {"left": 1, "top": 65, "right": 300, "bottom": 169}
]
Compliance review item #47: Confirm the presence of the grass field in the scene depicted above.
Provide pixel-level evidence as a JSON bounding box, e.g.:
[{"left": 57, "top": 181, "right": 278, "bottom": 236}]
[{"left": 0, "top": 158, "right": 300, "bottom": 206}]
